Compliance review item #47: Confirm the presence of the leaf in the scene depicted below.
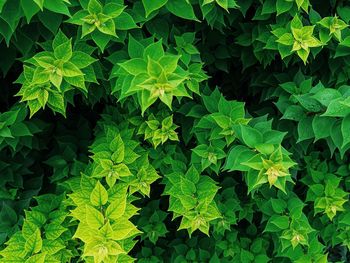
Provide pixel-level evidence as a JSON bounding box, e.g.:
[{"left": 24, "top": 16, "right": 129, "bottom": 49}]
[
  {"left": 86, "top": 205, "right": 104, "bottom": 229},
  {"left": 312, "top": 88, "right": 342, "bottom": 107},
  {"left": 295, "top": 95, "right": 323, "bottom": 112},
  {"left": 236, "top": 125, "right": 263, "bottom": 148},
  {"left": 296, "top": 48, "right": 310, "bottom": 64},
  {"left": 271, "top": 199, "right": 287, "bottom": 214},
  {"left": 330, "top": 120, "right": 343, "bottom": 150},
  {"left": 90, "top": 181, "right": 108, "bottom": 207},
  {"left": 143, "top": 41, "right": 164, "bottom": 61},
  {"left": 341, "top": 114, "right": 350, "bottom": 147},
  {"left": 159, "top": 55, "right": 180, "bottom": 73},
  {"left": 165, "top": 0, "right": 198, "bottom": 21},
  {"left": 41, "top": 239, "right": 65, "bottom": 255},
  {"left": 297, "top": 116, "right": 314, "bottom": 142},
  {"left": 291, "top": 15, "right": 303, "bottom": 29},
  {"left": 47, "top": 92, "right": 65, "bottom": 116},
  {"left": 295, "top": 0, "right": 305, "bottom": 10},
  {"left": 261, "top": 0, "right": 276, "bottom": 15},
  {"left": 105, "top": 196, "right": 126, "bottom": 220},
  {"left": 119, "top": 58, "right": 147, "bottom": 75},
  {"left": 142, "top": 0, "right": 168, "bottom": 17},
  {"left": 44, "top": 0, "right": 71, "bottom": 16},
  {"left": 110, "top": 134, "right": 125, "bottom": 163},
  {"left": 44, "top": 224, "right": 67, "bottom": 240},
  {"left": 97, "top": 19, "right": 117, "bottom": 37},
  {"left": 128, "top": 35, "right": 144, "bottom": 58},
  {"left": 112, "top": 219, "right": 139, "bottom": 240},
  {"left": 32, "top": 0, "right": 44, "bottom": 10},
  {"left": 180, "top": 177, "right": 196, "bottom": 195},
  {"left": 103, "top": 3, "right": 125, "bottom": 18},
  {"left": 337, "top": 6, "right": 350, "bottom": 23},
  {"left": 97, "top": 33, "right": 117, "bottom": 52},
  {"left": 276, "top": 0, "right": 293, "bottom": 15},
  {"left": 70, "top": 51, "right": 96, "bottom": 69},
  {"left": 54, "top": 39, "right": 72, "bottom": 61},
  {"left": 52, "top": 30, "right": 69, "bottom": 50},
  {"left": 25, "top": 253, "right": 46, "bottom": 263},
  {"left": 322, "top": 98, "right": 350, "bottom": 117},
  {"left": 264, "top": 215, "right": 289, "bottom": 232},
  {"left": 114, "top": 12, "right": 138, "bottom": 30},
  {"left": 281, "top": 105, "right": 305, "bottom": 121},
  {"left": 88, "top": 0, "right": 102, "bottom": 14},
  {"left": 113, "top": 164, "right": 132, "bottom": 178},
  {"left": 312, "top": 116, "right": 335, "bottom": 141},
  {"left": 147, "top": 58, "right": 163, "bottom": 78},
  {"left": 277, "top": 33, "right": 294, "bottom": 46},
  {"left": 21, "top": 0, "right": 40, "bottom": 23},
  {"left": 0, "top": 203, "right": 17, "bottom": 223},
  {"left": 65, "top": 75, "right": 86, "bottom": 91},
  {"left": 224, "top": 145, "right": 256, "bottom": 172},
  {"left": 62, "top": 62, "right": 83, "bottom": 77},
  {"left": 24, "top": 228, "right": 42, "bottom": 254}
]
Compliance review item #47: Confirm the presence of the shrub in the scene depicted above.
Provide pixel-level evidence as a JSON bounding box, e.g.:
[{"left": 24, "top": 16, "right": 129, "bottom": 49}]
[{"left": 0, "top": 0, "right": 349, "bottom": 262}]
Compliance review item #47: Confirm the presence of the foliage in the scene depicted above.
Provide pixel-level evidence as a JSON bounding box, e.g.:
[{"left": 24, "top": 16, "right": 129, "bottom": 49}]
[{"left": 0, "top": 0, "right": 349, "bottom": 262}]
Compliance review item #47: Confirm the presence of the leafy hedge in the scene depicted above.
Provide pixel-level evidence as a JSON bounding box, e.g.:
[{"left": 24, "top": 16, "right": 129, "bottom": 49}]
[{"left": 0, "top": 0, "right": 350, "bottom": 262}]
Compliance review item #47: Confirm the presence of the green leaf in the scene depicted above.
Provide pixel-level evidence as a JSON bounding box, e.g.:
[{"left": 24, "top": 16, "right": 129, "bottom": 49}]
[
  {"left": 24, "top": 228, "right": 42, "bottom": 254},
  {"left": 312, "top": 116, "right": 335, "bottom": 141},
  {"left": 337, "top": 6, "right": 350, "bottom": 23},
  {"left": 291, "top": 15, "right": 303, "bottom": 29},
  {"left": 91, "top": 30, "right": 112, "bottom": 51},
  {"left": 86, "top": 205, "right": 104, "bottom": 229},
  {"left": 262, "top": 0, "right": 276, "bottom": 15},
  {"left": 322, "top": 98, "right": 350, "bottom": 117},
  {"left": 237, "top": 125, "right": 263, "bottom": 148},
  {"left": 44, "top": 224, "right": 67, "bottom": 240},
  {"left": 276, "top": 0, "right": 293, "bottom": 15},
  {"left": 341, "top": 114, "right": 350, "bottom": 147},
  {"left": 25, "top": 253, "right": 46, "bottom": 263},
  {"left": 277, "top": 33, "right": 294, "bottom": 46},
  {"left": 52, "top": 30, "right": 69, "bottom": 50},
  {"left": 44, "top": 0, "right": 70, "bottom": 16},
  {"left": 142, "top": 0, "right": 168, "bottom": 17},
  {"left": 297, "top": 116, "right": 314, "bottom": 142},
  {"left": 110, "top": 134, "right": 125, "bottom": 163},
  {"left": 119, "top": 58, "right": 147, "bottom": 75},
  {"left": 90, "top": 181, "right": 108, "bottom": 206},
  {"left": 70, "top": 51, "right": 96, "bottom": 69},
  {"left": 88, "top": 0, "right": 102, "bottom": 14},
  {"left": 165, "top": 0, "right": 198, "bottom": 21},
  {"left": 105, "top": 197, "right": 126, "bottom": 220},
  {"left": 62, "top": 62, "right": 83, "bottom": 77},
  {"left": 147, "top": 58, "right": 163, "bottom": 78},
  {"left": 103, "top": 3, "right": 125, "bottom": 18},
  {"left": 128, "top": 35, "right": 144, "bottom": 58},
  {"left": 295, "top": 0, "right": 305, "bottom": 10},
  {"left": 114, "top": 12, "right": 138, "bottom": 30},
  {"left": 32, "top": 0, "right": 44, "bottom": 10},
  {"left": 271, "top": 199, "right": 287, "bottom": 213},
  {"left": 281, "top": 105, "right": 305, "bottom": 121},
  {"left": 264, "top": 215, "right": 289, "bottom": 232},
  {"left": 54, "top": 39, "right": 72, "bottom": 61},
  {"left": 65, "top": 75, "right": 86, "bottom": 91},
  {"left": 224, "top": 145, "right": 256, "bottom": 172},
  {"left": 159, "top": 55, "right": 180, "bottom": 73},
  {"left": 312, "top": 88, "right": 342, "bottom": 107},
  {"left": 21, "top": 0, "right": 40, "bottom": 23},
  {"left": 296, "top": 48, "right": 310, "bottom": 64},
  {"left": 143, "top": 40, "right": 164, "bottom": 60},
  {"left": 97, "top": 19, "right": 117, "bottom": 37},
  {"left": 47, "top": 92, "right": 65, "bottom": 116}
]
